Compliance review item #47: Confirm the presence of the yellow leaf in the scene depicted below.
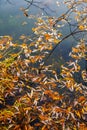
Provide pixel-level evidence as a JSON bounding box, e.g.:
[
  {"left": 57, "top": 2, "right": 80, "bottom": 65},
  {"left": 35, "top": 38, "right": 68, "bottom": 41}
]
[
  {"left": 32, "top": 28, "right": 38, "bottom": 32},
  {"left": 20, "top": 43, "right": 27, "bottom": 48},
  {"left": 79, "top": 25, "right": 85, "bottom": 30},
  {"left": 54, "top": 39, "right": 60, "bottom": 44},
  {"left": 76, "top": 111, "right": 81, "bottom": 117},
  {"left": 24, "top": 107, "right": 32, "bottom": 111}
]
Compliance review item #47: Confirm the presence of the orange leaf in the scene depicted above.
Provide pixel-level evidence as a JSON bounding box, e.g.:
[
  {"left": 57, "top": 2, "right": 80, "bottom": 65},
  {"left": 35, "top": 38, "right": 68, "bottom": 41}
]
[
  {"left": 0, "top": 54, "right": 3, "bottom": 59},
  {"left": 24, "top": 107, "right": 32, "bottom": 111},
  {"left": 39, "top": 114, "right": 49, "bottom": 121},
  {"left": 44, "top": 34, "right": 51, "bottom": 40},
  {"left": 42, "top": 125, "right": 48, "bottom": 130},
  {"left": 78, "top": 96, "right": 85, "bottom": 103},
  {"left": 54, "top": 107, "right": 63, "bottom": 112}
]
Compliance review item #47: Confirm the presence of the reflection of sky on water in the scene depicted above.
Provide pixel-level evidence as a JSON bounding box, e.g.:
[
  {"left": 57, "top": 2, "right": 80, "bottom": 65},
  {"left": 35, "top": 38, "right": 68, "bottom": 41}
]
[
  {"left": 0, "top": 0, "right": 33, "bottom": 39},
  {"left": 0, "top": 0, "right": 78, "bottom": 62},
  {"left": 0, "top": 0, "right": 67, "bottom": 38},
  {"left": 0, "top": 0, "right": 73, "bottom": 40}
]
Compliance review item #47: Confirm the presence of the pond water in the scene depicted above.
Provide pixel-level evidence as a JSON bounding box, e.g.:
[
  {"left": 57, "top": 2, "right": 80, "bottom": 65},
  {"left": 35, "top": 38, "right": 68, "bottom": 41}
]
[
  {"left": 0, "top": 0, "right": 35, "bottom": 39},
  {"left": 0, "top": 0, "right": 83, "bottom": 64},
  {"left": 0, "top": 0, "right": 71, "bottom": 38}
]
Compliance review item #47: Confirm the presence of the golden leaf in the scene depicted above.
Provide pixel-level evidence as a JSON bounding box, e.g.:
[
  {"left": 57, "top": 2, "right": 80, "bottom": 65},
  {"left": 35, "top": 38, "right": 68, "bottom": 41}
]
[
  {"left": 42, "top": 125, "right": 48, "bottom": 130},
  {"left": 0, "top": 54, "right": 3, "bottom": 59},
  {"left": 39, "top": 114, "right": 49, "bottom": 121},
  {"left": 20, "top": 43, "right": 27, "bottom": 48},
  {"left": 75, "top": 111, "right": 81, "bottom": 118},
  {"left": 79, "top": 25, "right": 85, "bottom": 30},
  {"left": 52, "top": 95, "right": 63, "bottom": 100},
  {"left": 24, "top": 107, "right": 32, "bottom": 111},
  {"left": 72, "top": 47, "right": 79, "bottom": 53},
  {"left": 44, "top": 33, "right": 51, "bottom": 40},
  {"left": 54, "top": 39, "right": 60, "bottom": 44}
]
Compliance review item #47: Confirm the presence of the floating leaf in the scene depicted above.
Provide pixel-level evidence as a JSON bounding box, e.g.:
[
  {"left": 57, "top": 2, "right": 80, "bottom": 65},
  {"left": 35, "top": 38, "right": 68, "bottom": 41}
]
[
  {"left": 39, "top": 114, "right": 49, "bottom": 121},
  {"left": 79, "top": 25, "right": 85, "bottom": 30},
  {"left": 44, "top": 33, "right": 51, "bottom": 40},
  {"left": 19, "top": 34, "right": 26, "bottom": 40},
  {"left": 22, "top": 21, "right": 28, "bottom": 26},
  {"left": 54, "top": 39, "right": 60, "bottom": 44},
  {"left": 42, "top": 125, "right": 48, "bottom": 130}
]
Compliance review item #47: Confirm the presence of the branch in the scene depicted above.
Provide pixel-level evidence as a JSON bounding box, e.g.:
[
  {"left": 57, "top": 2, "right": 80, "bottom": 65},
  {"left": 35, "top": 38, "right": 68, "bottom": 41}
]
[
  {"left": 24, "top": 0, "right": 56, "bottom": 15},
  {"left": 6, "top": 0, "right": 14, "bottom": 5},
  {"left": 53, "top": 2, "right": 77, "bottom": 27},
  {"left": 41, "top": 30, "right": 87, "bottom": 68}
]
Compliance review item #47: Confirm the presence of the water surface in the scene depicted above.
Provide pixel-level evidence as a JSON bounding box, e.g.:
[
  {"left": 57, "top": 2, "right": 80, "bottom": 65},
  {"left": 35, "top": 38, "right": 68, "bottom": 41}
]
[{"left": 0, "top": 0, "right": 78, "bottom": 63}]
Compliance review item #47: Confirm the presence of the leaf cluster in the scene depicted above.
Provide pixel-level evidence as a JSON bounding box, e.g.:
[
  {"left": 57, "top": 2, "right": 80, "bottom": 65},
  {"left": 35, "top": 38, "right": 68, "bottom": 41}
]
[{"left": 0, "top": 0, "right": 87, "bottom": 130}]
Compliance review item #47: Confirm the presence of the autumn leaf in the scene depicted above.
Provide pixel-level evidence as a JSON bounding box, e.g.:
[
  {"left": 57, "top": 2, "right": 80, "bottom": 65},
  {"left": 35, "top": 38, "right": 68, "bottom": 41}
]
[
  {"left": 82, "top": 70, "right": 87, "bottom": 82},
  {"left": 44, "top": 33, "right": 51, "bottom": 40},
  {"left": 24, "top": 107, "right": 32, "bottom": 111},
  {"left": 42, "top": 125, "right": 48, "bottom": 130},
  {"left": 72, "top": 47, "right": 79, "bottom": 53},
  {"left": 22, "top": 21, "right": 28, "bottom": 26},
  {"left": 53, "top": 39, "right": 60, "bottom": 44},
  {"left": 79, "top": 25, "right": 85, "bottom": 30},
  {"left": 13, "top": 125, "right": 20, "bottom": 130},
  {"left": 0, "top": 54, "right": 3, "bottom": 59},
  {"left": 78, "top": 96, "right": 86, "bottom": 103},
  {"left": 20, "top": 43, "right": 27, "bottom": 48},
  {"left": 75, "top": 111, "right": 81, "bottom": 118},
  {"left": 19, "top": 34, "right": 26, "bottom": 39},
  {"left": 79, "top": 124, "right": 87, "bottom": 130},
  {"left": 39, "top": 114, "right": 49, "bottom": 121}
]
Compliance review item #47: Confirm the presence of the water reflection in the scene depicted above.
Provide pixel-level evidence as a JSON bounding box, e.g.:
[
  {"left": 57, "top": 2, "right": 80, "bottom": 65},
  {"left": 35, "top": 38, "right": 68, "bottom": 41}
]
[
  {"left": 0, "top": 0, "right": 34, "bottom": 39},
  {"left": 0, "top": 0, "right": 76, "bottom": 63},
  {"left": 0, "top": 0, "right": 67, "bottom": 39}
]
